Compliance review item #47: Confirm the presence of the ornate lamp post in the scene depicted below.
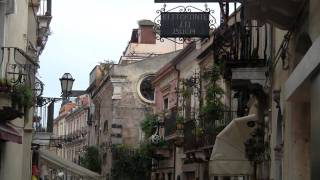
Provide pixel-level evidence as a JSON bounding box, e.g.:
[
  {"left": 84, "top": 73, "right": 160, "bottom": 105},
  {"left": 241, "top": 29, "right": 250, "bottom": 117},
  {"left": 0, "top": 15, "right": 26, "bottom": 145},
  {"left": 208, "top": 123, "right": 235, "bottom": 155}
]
[{"left": 59, "top": 73, "right": 75, "bottom": 100}]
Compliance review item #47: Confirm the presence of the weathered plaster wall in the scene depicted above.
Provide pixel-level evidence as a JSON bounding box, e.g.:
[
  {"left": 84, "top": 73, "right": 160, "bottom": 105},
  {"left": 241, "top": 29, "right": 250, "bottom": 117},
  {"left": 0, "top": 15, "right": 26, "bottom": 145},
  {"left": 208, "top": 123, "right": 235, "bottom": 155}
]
[
  {"left": 309, "top": 0, "right": 320, "bottom": 41},
  {"left": 110, "top": 52, "right": 180, "bottom": 146},
  {"left": 154, "top": 74, "right": 178, "bottom": 114},
  {"left": 4, "top": 0, "right": 28, "bottom": 50}
]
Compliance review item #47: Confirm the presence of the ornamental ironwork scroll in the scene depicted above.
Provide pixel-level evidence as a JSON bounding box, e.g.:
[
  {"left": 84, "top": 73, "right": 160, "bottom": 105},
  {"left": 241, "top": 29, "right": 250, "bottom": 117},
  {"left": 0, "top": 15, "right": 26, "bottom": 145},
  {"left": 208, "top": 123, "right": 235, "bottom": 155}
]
[
  {"left": 154, "top": 4, "right": 217, "bottom": 44},
  {"left": 155, "top": 0, "right": 227, "bottom": 2},
  {"left": 0, "top": 47, "right": 38, "bottom": 88}
]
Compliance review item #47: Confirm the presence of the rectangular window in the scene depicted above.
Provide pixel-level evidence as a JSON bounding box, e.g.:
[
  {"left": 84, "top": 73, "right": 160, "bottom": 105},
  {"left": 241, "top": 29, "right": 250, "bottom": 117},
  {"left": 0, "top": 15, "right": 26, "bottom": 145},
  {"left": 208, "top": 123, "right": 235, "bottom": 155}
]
[
  {"left": 167, "top": 173, "right": 172, "bottom": 180},
  {"left": 163, "top": 97, "right": 169, "bottom": 110},
  {"left": 185, "top": 87, "right": 192, "bottom": 121},
  {"left": 103, "top": 120, "right": 108, "bottom": 134}
]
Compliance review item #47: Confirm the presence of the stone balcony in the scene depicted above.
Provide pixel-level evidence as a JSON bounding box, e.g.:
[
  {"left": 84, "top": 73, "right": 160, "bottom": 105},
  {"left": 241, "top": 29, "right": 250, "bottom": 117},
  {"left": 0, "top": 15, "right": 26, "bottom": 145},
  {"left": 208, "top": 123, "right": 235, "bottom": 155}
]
[{"left": 152, "top": 147, "right": 171, "bottom": 159}]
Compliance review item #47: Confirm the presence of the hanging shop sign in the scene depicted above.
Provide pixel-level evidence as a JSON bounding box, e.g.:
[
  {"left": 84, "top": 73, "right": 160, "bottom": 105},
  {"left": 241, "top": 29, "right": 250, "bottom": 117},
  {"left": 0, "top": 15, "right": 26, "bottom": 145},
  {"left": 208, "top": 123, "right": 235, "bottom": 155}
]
[
  {"left": 160, "top": 12, "right": 209, "bottom": 38},
  {"left": 155, "top": 0, "right": 225, "bottom": 2}
]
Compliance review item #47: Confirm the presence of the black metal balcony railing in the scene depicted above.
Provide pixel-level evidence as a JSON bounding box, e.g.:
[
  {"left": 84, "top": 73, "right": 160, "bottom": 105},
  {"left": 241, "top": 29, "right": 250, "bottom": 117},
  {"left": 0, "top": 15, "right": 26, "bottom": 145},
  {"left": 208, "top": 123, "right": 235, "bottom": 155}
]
[
  {"left": 183, "top": 120, "right": 198, "bottom": 152},
  {"left": 1, "top": 47, "right": 38, "bottom": 88},
  {"left": 35, "top": 0, "right": 52, "bottom": 55},
  {"left": 183, "top": 110, "right": 237, "bottom": 152},
  {"left": 213, "top": 21, "right": 268, "bottom": 77},
  {"left": 164, "top": 110, "right": 178, "bottom": 137},
  {"left": 37, "top": 0, "right": 52, "bottom": 17}
]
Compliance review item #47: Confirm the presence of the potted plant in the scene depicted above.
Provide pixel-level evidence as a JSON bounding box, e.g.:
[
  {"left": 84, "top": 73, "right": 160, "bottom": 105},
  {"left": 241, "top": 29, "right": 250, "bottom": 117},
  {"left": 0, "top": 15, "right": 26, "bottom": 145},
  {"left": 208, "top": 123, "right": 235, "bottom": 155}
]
[
  {"left": 192, "top": 126, "right": 204, "bottom": 137},
  {"left": 0, "top": 79, "right": 12, "bottom": 108},
  {"left": 0, "top": 78, "right": 12, "bottom": 93},
  {"left": 180, "top": 87, "right": 192, "bottom": 98},
  {"left": 175, "top": 115, "right": 184, "bottom": 130},
  {"left": 10, "top": 85, "right": 33, "bottom": 113}
]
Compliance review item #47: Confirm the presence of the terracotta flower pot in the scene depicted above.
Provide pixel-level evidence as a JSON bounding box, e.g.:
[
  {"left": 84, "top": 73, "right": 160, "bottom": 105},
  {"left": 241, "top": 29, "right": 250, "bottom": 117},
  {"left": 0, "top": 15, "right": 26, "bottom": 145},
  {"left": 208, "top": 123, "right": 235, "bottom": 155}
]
[{"left": 176, "top": 123, "right": 184, "bottom": 130}]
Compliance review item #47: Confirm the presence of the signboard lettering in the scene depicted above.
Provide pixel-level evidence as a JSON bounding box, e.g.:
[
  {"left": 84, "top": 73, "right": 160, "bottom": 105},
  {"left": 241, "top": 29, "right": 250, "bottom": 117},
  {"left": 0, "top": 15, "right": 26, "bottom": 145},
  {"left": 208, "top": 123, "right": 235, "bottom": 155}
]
[
  {"left": 155, "top": 0, "right": 239, "bottom": 3},
  {"left": 160, "top": 12, "right": 209, "bottom": 38}
]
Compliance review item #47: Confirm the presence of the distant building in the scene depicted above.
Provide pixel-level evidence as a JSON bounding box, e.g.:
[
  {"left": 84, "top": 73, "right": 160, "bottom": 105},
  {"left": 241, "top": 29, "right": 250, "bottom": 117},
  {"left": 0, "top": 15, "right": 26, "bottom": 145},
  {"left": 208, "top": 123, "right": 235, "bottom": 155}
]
[
  {"left": 86, "top": 19, "right": 182, "bottom": 179},
  {"left": 118, "top": 19, "right": 183, "bottom": 65},
  {"left": 64, "top": 95, "right": 90, "bottom": 164},
  {"left": 52, "top": 102, "right": 76, "bottom": 158}
]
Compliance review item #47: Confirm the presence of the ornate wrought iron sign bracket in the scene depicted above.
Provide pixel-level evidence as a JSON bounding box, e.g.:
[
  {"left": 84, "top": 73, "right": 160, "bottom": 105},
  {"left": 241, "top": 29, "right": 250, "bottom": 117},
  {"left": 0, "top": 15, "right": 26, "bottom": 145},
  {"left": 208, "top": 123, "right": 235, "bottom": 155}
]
[
  {"left": 154, "top": 4, "right": 217, "bottom": 44},
  {"left": 155, "top": 0, "right": 241, "bottom": 2}
]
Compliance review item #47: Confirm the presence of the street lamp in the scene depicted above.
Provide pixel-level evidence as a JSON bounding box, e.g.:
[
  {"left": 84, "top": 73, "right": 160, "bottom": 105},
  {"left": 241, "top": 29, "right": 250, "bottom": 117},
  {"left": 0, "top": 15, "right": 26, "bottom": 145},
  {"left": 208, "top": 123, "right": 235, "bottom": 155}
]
[{"left": 59, "top": 73, "right": 74, "bottom": 99}]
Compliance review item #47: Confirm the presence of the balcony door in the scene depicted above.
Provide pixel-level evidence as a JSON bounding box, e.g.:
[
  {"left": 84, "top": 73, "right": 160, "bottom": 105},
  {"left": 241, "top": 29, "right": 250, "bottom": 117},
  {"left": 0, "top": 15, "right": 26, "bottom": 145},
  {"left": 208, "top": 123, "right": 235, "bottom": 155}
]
[{"left": 185, "top": 172, "right": 195, "bottom": 180}]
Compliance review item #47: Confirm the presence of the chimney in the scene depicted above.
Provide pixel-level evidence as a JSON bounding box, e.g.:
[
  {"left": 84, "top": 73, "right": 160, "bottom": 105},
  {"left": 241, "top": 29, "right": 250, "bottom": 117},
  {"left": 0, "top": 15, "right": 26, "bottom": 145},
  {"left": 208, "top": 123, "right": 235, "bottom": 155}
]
[{"left": 138, "top": 20, "right": 156, "bottom": 44}]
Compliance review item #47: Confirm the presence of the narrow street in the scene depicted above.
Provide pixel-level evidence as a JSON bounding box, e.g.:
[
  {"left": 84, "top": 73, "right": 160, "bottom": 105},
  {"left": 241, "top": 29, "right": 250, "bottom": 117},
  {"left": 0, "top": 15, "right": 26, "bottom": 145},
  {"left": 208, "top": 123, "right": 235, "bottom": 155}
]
[{"left": 0, "top": 0, "right": 319, "bottom": 180}]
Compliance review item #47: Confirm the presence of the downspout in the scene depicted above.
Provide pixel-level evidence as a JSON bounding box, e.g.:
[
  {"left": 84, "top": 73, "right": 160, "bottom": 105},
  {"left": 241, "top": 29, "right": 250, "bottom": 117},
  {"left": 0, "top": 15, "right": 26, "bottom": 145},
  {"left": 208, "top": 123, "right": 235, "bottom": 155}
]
[
  {"left": 0, "top": 1, "right": 5, "bottom": 71},
  {"left": 174, "top": 63, "right": 180, "bottom": 180}
]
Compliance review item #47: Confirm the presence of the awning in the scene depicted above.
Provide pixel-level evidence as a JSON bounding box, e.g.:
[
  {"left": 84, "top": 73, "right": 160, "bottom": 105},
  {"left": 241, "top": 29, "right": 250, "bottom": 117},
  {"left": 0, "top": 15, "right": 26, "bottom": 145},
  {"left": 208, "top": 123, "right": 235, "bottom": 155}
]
[
  {"left": 0, "top": 123, "right": 22, "bottom": 144},
  {"left": 39, "top": 150, "right": 101, "bottom": 179},
  {"left": 209, "top": 114, "right": 257, "bottom": 176}
]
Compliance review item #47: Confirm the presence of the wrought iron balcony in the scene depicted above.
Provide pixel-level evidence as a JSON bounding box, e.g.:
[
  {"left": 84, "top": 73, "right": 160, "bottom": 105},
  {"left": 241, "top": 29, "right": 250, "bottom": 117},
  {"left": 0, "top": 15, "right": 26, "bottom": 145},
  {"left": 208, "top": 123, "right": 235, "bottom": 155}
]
[
  {"left": 1, "top": 47, "right": 38, "bottom": 88},
  {"left": 0, "top": 47, "right": 40, "bottom": 120},
  {"left": 164, "top": 109, "right": 184, "bottom": 146},
  {"left": 183, "top": 110, "right": 237, "bottom": 152},
  {"left": 213, "top": 21, "right": 269, "bottom": 80},
  {"left": 36, "top": 0, "right": 52, "bottom": 17},
  {"left": 152, "top": 147, "right": 171, "bottom": 159},
  {"left": 183, "top": 120, "right": 198, "bottom": 152},
  {"left": 35, "top": 0, "right": 52, "bottom": 54}
]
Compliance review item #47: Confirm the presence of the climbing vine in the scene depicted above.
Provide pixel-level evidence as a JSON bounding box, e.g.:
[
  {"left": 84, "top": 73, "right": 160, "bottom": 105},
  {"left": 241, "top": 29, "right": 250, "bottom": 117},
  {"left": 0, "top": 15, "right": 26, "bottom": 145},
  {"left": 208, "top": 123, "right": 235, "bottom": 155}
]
[
  {"left": 80, "top": 146, "right": 101, "bottom": 173},
  {"left": 140, "top": 112, "right": 158, "bottom": 138},
  {"left": 200, "top": 64, "right": 225, "bottom": 133},
  {"left": 111, "top": 144, "right": 152, "bottom": 180}
]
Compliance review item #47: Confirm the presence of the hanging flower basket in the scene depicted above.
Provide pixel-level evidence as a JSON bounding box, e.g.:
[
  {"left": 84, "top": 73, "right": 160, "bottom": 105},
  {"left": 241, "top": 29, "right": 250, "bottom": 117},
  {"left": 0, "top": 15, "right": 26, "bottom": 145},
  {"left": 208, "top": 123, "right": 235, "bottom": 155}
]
[
  {"left": 176, "top": 115, "right": 184, "bottom": 130},
  {"left": 0, "top": 79, "right": 12, "bottom": 93},
  {"left": 0, "top": 84, "right": 33, "bottom": 121},
  {"left": 10, "top": 85, "right": 33, "bottom": 113},
  {"left": 176, "top": 123, "right": 184, "bottom": 130},
  {"left": 0, "top": 85, "right": 10, "bottom": 92},
  {"left": 0, "top": 106, "right": 24, "bottom": 122}
]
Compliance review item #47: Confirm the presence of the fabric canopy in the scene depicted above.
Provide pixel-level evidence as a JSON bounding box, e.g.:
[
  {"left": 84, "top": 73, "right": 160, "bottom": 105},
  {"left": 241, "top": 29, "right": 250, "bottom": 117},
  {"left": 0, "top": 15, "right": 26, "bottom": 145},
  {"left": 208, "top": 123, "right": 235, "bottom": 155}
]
[
  {"left": 209, "top": 114, "right": 257, "bottom": 176},
  {"left": 0, "top": 123, "right": 22, "bottom": 144}
]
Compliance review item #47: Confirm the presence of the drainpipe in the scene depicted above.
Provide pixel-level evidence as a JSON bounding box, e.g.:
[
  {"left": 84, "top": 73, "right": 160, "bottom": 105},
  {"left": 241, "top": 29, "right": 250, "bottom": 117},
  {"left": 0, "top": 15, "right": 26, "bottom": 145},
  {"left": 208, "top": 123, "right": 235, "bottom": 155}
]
[
  {"left": 173, "top": 144, "right": 176, "bottom": 180},
  {"left": 174, "top": 64, "right": 180, "bottom": 180},
  {"left": 0, "top": 2, "right": 5, "bottom": 66}
]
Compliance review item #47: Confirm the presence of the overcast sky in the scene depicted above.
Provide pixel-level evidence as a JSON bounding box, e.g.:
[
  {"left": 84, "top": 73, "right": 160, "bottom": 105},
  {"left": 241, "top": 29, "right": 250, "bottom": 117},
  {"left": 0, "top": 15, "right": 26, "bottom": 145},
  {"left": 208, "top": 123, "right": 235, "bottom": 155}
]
[{"left": 38, "top": 0, "right": 220, "bottom": 118}]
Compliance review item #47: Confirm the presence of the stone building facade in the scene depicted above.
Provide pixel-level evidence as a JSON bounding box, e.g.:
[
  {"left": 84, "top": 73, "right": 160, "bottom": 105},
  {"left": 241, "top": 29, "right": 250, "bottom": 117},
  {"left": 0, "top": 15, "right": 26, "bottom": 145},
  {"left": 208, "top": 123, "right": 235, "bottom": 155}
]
[
  {"left": 52, "top": 102, "right": 75, "bottom": 158},
  {"left": 64, "top": 95, "right": 90, "bottom": 164},
  {"left": 85, "top": 19, "right": 183, "bottom": 179},
  {"left": 154, "top": 1, "right": 320, "bottom": 180},
  {"left": 90, "top": 51, "right": 180, "bottom": 178},
  {"left": 0, "top": 0, "right": 52, "bottom": 179},
  {"left": 150, "top": 5, "right": 271, "bottom": 180}
]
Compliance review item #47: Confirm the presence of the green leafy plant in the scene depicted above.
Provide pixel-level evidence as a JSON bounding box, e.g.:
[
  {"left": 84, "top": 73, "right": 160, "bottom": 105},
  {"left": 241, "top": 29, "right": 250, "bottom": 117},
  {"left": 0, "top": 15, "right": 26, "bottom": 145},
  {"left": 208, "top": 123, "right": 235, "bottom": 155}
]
[
  {"left": 192, "top": 126, "right": 204, "bottom": 137},
  {"left": 199, "top": 64, "right": 225, "bottom": 133},
  {"left": 180, "top": 86, "right": 192, "bottom": 98},
  {"left": 99, "top": 60, "right": 114, "bottom": 76},
  {"left": 175, "top": 115, "right": 184, "bottom": 130},
  {"left": 176, "top": 115, "right": 184, "bottom": 124},
  {"left": 111, "top": 144, "right": 152, "bottom": 180},
  {"left": 10, "top": 85, "right": 33, "bottom": 111},
  {"left": 0, "top": 78, "right": 12, "bottom": 92},
  {"left": 140, "top": 113, "right": 158, "bottom": 138},
  {"left": 80, "top": 146, "right": 101, "bottom": 173}
]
